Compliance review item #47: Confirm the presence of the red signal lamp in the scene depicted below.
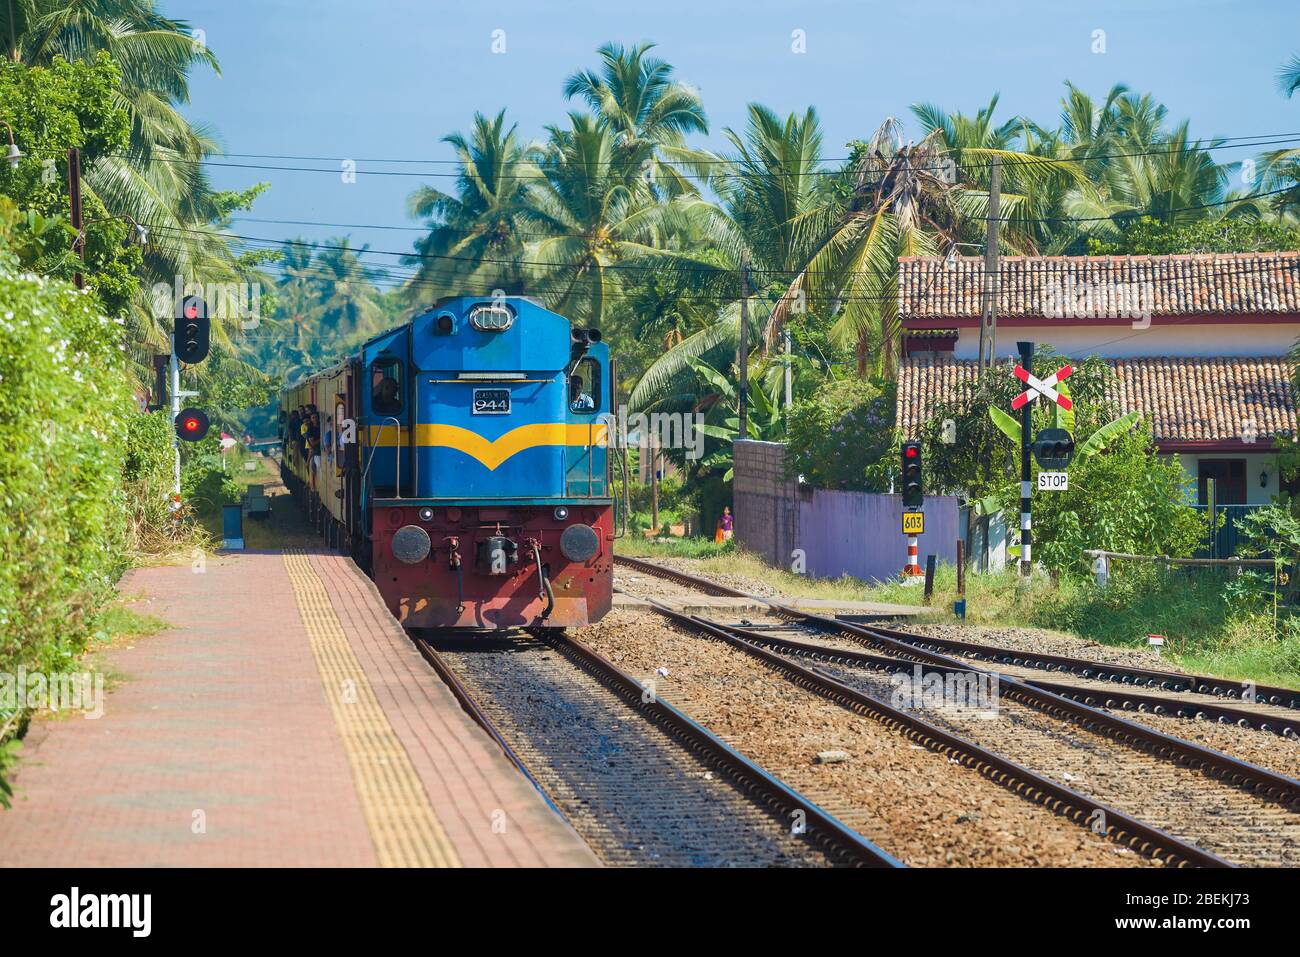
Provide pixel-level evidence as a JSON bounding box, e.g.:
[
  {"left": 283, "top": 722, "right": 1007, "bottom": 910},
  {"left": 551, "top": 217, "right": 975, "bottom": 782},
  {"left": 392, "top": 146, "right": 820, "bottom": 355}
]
[
  {"left": 904, "top": 445, "right": 919, "bottom": 458},
  {"left": 175, "top": 407, "right": 210, "bottom": 442}
]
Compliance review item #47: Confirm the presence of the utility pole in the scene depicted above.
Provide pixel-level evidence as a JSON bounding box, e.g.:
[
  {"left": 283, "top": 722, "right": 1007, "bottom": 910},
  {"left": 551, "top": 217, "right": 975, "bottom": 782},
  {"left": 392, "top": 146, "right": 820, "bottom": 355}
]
[
  {"left": 1017, "top": 340, "right": 1033, "bottom": 578},
  {"left": 68, "top": 147, "right": 84, "bottom": 290},
  {"left": 650, "top": 438, "right": 659, "bottom": 533},
  {"left": 738, "top": 251, "right": 750, "bottom": 440},
  {"left": 977, "top": 156, "right": 1000, "bottom": 374},
  {"left": 171, "top": 337, "right": 182, "bottom": 493},
  {"left": 783, "top": 327, "right": 793, "bottom": 411}
]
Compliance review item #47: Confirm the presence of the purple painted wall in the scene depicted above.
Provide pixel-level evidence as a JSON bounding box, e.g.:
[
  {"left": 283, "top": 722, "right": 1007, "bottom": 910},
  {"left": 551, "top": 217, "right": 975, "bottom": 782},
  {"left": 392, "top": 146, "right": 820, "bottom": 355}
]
[
  {"left": 797, "top": 488, "right": 959, "bottom": 582},
  {"left": 734, "top": 440, "right": 960, "bottom": 583}
]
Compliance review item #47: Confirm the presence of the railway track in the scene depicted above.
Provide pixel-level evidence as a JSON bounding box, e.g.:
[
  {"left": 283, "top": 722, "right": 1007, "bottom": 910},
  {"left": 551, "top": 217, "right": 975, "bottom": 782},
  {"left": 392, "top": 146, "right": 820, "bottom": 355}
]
[
  {"left": 613, "top": 555, "right": 1300, "bottom": 865},
  {"left": 615, "top": 555, "right": 1300, "bottom": 736},
  {"left": 616, "top": 595, "right": 1236, "bottom": 867},
  {"left": 411, "top": 629, "right": 898, "bottom": 868}
]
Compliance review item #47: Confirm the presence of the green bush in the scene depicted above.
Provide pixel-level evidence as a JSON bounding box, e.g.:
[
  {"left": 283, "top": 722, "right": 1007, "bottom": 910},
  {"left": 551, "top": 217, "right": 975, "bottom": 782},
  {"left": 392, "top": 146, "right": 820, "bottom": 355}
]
[
  {"left": 627, "top": 473, "right": 686, "bottom": 514},
  {"left": 997, "top": 426, "right": 1206, "bottom": 574},
  {"left": 0, "top": 265, "right": 132, "bottom": 681},
  {"left": 784, "top": 376, "right": 896, "bottom": 491},
  {"left": 122, "top": 410, "right": 182, "bottom": 551},
  {"left": 180, "top": 434, "right": 241, "bottom": 513}
]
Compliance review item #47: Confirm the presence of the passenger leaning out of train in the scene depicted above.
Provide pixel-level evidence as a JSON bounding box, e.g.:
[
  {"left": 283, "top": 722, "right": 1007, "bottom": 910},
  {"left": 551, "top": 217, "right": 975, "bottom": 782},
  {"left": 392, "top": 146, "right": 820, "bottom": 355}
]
[
  {"left": 569, "top": 374, "right": 595, "bottom": 412},
  {"left": 285, "top": 409, "right": 300, "bottom": 454},
  {"left": 296, "top": 406, "right": 311, "bottom": 463},
  {"left": 307, "top": 410, "right": 322, "bottom": 475}
]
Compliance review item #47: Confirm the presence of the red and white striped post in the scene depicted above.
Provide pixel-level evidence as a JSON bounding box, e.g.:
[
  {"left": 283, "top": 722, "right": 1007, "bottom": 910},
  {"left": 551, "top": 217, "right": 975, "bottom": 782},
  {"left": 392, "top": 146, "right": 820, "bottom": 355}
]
[{"left": 903, "top": 536, "right": 922, "bottom": 576}]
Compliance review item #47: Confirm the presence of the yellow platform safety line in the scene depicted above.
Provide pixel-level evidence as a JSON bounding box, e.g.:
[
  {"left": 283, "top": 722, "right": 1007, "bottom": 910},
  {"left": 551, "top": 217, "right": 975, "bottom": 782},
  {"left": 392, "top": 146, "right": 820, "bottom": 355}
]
[{"left": 282, "top": 549, "right": 461, "bottom": 868}]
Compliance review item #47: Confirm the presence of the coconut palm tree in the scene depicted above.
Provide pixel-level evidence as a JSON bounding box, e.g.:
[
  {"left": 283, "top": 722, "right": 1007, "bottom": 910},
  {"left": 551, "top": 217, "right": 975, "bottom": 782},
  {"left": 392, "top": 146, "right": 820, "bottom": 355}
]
[
  {"left": 1255, "top": 55, "right": 1300, "bottom": 216},
  {"left": 911, "top": 93, "right": 1087, "bottom": 254},
  {"left": 563, "top": 41, "right": 709, "bottom": 196},
  {"left": 314, "top": 239, "right": 385, "bottom": 343},
  {"left": 1280, "top": 55, "right": 1300, "bottom": 98},
  {"left": 404, "top": 110, "right": 536, "bottom": 300},
  {"left": 627, "top": 103, "right": 830, "bottom": 410},
  {"left": 522, "top": 112, "right": 692, "bottom": 326},
  {"left": 3, "top": 0, "right": 257, "bottom": 361}
]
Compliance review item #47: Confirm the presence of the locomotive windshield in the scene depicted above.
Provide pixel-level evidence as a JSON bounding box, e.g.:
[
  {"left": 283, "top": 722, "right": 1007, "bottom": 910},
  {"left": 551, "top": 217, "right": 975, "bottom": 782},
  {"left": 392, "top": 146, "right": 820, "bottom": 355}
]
[
  {"left": 569, "top": 357, "right": 599, "bottom": 413},
  {"left": 371, "top": 357, "right": 403, "bottom": 414}
]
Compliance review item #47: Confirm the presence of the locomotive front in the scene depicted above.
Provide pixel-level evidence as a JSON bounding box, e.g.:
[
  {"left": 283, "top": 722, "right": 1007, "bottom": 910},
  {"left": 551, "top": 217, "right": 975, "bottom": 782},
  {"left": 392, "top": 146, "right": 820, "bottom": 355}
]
[{"left": 362, "top": 296, "right": 615, "bottom": 630}]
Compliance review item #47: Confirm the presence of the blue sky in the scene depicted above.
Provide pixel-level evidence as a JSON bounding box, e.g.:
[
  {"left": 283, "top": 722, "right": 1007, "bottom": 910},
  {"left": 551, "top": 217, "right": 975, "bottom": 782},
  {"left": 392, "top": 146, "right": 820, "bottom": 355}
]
[{"left": 178, "top": 0, "right": 1300, "bottom": 262}]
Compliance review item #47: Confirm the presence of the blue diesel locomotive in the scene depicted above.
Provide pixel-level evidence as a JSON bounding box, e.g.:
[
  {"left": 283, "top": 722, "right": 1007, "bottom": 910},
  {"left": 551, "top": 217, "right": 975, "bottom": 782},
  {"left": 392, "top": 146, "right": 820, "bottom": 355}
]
[{"left": 279, "top": 296, "right": 621, "bottom": 630}]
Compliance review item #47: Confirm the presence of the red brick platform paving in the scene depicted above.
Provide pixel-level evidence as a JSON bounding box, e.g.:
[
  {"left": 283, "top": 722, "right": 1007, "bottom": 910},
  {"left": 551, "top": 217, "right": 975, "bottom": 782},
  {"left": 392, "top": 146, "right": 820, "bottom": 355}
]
[
  {"left": 0, "top": 549, "right": 595, "bottom": 868},
  {"left": 307, "top": 550, "right": 594, "bottom": 867}
]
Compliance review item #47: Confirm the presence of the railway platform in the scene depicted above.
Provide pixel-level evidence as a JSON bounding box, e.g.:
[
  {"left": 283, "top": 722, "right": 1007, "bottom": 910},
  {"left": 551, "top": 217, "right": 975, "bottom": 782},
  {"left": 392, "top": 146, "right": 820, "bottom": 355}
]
[{"left": 0, "top": 547, "right": 596, "bottom": 868}]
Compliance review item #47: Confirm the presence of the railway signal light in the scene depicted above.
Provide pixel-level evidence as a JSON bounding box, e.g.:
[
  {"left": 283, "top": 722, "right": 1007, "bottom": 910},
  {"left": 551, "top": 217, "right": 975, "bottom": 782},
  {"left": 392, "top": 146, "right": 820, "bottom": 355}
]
[
  {"left": 175, "top": 407, "right": 210, "bottom": 442},
  {"left": 901, "top": 441, "right": 924, "bottom": 508},
  {"left": 174, "top": 295, "right": 210, "bottom": 364},
  {"left": 1031, "top": 428, "right": 1075, "bottom": 470}
]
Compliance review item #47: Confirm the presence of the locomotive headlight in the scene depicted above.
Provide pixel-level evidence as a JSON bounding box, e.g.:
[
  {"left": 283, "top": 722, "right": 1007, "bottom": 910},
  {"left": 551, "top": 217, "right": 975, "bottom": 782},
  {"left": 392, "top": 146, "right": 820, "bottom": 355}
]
[
  {"left": 553, "top": 506, "right": 569, "bottom": 521},
  {"left": 392, "top": 525, "right": 432, "bottom": 564},
  {"left": 559, "top": 524, "right": 599, "bottom": 563},
  {"left": 418, "top": 507, "right": 435, "bottom": 522}
]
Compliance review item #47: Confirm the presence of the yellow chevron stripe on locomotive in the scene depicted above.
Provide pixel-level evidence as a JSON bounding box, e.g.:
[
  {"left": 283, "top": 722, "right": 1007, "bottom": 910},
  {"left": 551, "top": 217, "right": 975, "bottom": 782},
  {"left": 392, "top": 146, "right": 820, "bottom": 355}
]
[{"left": 365, "top": 422, "right": 608, "bottom": 471}]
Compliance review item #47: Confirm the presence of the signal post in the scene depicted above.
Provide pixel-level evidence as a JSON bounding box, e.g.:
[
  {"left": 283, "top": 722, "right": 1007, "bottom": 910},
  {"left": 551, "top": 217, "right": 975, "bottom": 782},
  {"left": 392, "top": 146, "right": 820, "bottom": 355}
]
[
  {"left": 1010, "top": 341, "right": 1076, "bottom": 578},
  {"left": 169, "top": 295, "right": 211, "bottom": 520},
  {"left": 900, "top": 441, "right": 924, "bottom": 576}
]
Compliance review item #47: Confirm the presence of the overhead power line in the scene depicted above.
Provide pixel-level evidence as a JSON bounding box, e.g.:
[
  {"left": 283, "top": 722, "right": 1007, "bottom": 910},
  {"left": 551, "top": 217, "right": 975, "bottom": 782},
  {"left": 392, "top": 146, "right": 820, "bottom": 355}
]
[{"left": 32, "top": 130, "right": 1300, "bottom": 182}]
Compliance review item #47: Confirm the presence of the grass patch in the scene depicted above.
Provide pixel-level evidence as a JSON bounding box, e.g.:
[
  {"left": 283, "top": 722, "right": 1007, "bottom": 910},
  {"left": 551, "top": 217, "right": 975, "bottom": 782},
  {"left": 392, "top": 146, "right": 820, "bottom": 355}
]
[
  {"left": 873, "top": 563, "right": 1300, "bottom": 687},
  {"left": 616, "top": 536, "right": 736, "bottom": 560},
  {"left": 616, "top": 538, "right": 892, "bottom": 601},
  {"left": 0, "top": 597, "right": 169, "bottom": 806},
  {"left": 89, "top": 602, "right": 168, "bottom": 647}
]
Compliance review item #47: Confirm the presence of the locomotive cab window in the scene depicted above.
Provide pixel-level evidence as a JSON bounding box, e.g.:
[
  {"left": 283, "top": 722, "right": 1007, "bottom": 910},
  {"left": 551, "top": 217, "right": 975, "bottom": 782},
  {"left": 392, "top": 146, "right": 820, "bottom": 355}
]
[
  {"left": 568, "top": 358, "right": 600, "bottom": 414},
  {"left": 371, "top": 357, "right": 404, "bottom": 415}
]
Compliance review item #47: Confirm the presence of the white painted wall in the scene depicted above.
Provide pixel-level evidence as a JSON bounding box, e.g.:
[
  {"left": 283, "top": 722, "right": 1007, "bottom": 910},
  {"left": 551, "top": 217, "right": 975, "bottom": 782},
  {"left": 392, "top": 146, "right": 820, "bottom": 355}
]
[
  {"left": 953, "top": 323, "right": 1298, "bottom": 360},
  {"left": 1174, "top": 453, "right": 1280, "bottom": 505}
]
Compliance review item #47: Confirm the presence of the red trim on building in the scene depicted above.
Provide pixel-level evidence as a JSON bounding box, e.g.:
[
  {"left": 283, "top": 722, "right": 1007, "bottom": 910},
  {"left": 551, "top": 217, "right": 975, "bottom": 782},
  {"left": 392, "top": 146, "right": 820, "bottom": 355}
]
[{"left": 1156, "top": 440, "right": 1282, "bottom": 454}]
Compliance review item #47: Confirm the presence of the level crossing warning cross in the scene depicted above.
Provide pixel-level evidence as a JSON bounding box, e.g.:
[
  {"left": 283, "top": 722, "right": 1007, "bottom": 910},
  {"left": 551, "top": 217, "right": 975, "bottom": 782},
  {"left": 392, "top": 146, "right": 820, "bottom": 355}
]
[{"left": 1012, "top": 363, "right": 1073, "bottom": 410}]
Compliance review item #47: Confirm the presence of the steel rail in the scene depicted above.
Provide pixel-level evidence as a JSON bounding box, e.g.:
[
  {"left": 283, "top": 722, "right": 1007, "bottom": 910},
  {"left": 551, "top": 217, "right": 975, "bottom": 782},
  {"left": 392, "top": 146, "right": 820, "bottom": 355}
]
[
  {"left": 536, "top": 628, "right": 902, "bottom": 868},
  {"left": 411, "top": 633, "right": 564, "bottom": 817},
  {"left": 632, "top": 596, "right": 1229, "bottom": 868},
  {"left": 615, "top": 556, "right": 1300, "bottom": 805},
  {"left": 614, "top": 556, "right": 1300, "bottom": 712},
  {"left": 863, "top": 621, "right": 1300, "bottom": 710},
  {"left": 416, "top": 625, "right": 899, "bottom": 868},
  {"left": 725, "top": 627, "right": 1300, "bottom": 738},
  {"left": 777, "top": 606, "right": 1300, "bottom": 806}
]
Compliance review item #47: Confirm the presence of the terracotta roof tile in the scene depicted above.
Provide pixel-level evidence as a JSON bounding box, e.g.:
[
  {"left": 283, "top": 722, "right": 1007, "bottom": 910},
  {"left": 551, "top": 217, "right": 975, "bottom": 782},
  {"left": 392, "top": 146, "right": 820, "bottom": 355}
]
[
  {"left": 895, "top": 355, "right": 1297, "bottom": 444},
  {"left": 898, "top": 251, "right": 1300, "bottom": 320}
]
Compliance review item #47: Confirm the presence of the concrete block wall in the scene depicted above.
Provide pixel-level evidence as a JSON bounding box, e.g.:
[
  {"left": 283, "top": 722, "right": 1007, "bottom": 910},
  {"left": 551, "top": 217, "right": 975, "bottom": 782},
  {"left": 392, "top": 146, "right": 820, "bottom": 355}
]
[{"left": 733, "top": 440, "right": 800, "bottom": 570}]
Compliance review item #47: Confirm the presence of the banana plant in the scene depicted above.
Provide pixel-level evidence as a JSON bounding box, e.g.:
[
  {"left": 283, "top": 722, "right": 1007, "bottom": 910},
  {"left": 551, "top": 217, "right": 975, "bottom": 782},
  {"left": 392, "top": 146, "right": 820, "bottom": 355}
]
[
  {"left": 687, "top": 355, "right": 783, "bottom": 480},
  {"left": 988, "top": 380, "right": 1140, "bottom": 463}
]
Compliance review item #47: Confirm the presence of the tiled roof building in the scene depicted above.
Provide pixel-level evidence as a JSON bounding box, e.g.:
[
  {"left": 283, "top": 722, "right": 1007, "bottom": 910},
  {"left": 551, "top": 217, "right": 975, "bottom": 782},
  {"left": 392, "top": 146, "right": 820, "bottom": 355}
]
[
  {"left": 896, "top": 251, "right": 1300, "bottom": 506},
  {"left": 898, "top": 251, "right": 1300, "bottom": 321},
  {"left": 897, "top": 355, "right": 1296, "bottom": 448}
]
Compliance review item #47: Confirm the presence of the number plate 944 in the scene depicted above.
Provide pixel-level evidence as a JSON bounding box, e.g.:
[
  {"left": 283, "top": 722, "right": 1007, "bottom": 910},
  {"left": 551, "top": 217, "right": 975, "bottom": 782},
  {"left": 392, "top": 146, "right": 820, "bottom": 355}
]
[{"left": 473, "top": 388, "right": 511, "bottom": 415}]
